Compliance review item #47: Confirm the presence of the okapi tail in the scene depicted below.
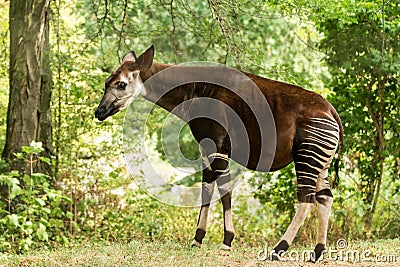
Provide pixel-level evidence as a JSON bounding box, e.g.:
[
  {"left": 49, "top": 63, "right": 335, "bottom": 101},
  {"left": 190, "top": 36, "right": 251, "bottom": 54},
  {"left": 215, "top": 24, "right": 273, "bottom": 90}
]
[{"left": 332, "top": 110, "right": 344, "bottom": 188}]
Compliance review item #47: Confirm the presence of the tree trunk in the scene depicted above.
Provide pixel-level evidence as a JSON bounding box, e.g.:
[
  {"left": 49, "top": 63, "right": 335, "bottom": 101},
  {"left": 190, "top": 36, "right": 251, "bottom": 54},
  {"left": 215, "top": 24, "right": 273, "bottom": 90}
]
[
  {"left": 2, "top": 0, "right": 52, "bottom": 175},
  {"left": 363, "top": 80, "right": 385, "bottom": 234}
]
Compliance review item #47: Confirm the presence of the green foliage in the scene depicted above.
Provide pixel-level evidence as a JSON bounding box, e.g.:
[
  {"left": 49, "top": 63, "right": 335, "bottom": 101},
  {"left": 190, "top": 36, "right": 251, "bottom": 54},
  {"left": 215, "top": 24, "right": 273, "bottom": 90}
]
[
  {"left": 0, "top": 0, "right": 399, "bottom": 255},
  {"left": 248, "top": 164, "right": 297, "bottom": 236},
  {"left": 269, "top": 0, "right": 400, "bottom": 235},
  {"left": 81, "top": 188, "right": 198, "bottom": 243},
  {"left": 0, "top": 142, "right": 71, "bottom": 253},
  {"left": 317, "top": 1, "right": 399, "bottom": 231}
]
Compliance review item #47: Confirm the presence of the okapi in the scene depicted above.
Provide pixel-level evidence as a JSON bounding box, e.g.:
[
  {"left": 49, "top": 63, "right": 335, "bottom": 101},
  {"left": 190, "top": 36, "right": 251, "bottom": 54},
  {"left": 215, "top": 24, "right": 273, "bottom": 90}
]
[{"left": 95, "top": 45, "right": 343, "bottom": 261}]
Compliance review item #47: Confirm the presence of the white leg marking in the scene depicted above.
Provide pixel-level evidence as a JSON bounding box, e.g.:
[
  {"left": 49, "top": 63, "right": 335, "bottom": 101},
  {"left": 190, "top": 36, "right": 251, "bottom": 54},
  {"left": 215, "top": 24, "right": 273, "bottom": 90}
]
[
  {"left": 316, "top": 196, "right": 333, "bottom": 245},
  {"left": 224, "top": 208, "right": 234, "bottom": 233},
  {"left": 208, "top": 152, "right": 229, "bottom": 159},
  {"left": 202, "top": 156, "right": 212, "bottom": 171},
  {"left": 199, "top": 182, "right": 215, "bottom": 228},
  {"left": 192, "top": 182, "right": 215, "bottom": 247},
  {"left": 201, "top": 181, "right": 215, "bottom": 204},
  {"left": 216, "top": 174, "right": 232, "bottom": 193},
  {"left": 316, "top": 168, "right": 333, "bottom": 245},
  {"left": 198, "top": 205, "right": 209, "bottom": 230},
  {"left": 281, "top": 202, "right": 315, "bottom": 244}
]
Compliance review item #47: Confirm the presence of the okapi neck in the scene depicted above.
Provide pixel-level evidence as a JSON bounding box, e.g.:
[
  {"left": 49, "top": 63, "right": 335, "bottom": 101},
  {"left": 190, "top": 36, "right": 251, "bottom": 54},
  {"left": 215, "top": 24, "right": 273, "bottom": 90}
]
[
  {"left": 141, "top": 63, "right": 172, "bottom": 82},
  {"left": 139, "top": 62, "right": 188, "bottom": 116}
]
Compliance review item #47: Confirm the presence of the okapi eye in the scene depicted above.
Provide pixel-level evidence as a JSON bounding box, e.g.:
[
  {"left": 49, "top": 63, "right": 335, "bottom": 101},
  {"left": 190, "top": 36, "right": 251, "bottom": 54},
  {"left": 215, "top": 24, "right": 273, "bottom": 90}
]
[{"left": 117, "top": 82, "right": 127, "bottom": 90}]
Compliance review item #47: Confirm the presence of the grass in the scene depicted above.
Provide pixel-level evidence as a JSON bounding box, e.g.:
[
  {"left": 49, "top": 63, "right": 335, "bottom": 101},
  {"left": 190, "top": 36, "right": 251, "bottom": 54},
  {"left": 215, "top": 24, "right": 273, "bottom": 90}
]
[{"left": 1, "top": 239, "right": 399, "bottom": 267}]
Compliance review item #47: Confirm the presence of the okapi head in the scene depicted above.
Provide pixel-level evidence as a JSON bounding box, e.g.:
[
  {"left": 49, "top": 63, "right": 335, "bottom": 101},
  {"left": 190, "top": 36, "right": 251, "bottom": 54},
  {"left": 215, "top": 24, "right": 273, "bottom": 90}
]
[{"left": 95, "top": 45, "right": 155, "bottom": 121}]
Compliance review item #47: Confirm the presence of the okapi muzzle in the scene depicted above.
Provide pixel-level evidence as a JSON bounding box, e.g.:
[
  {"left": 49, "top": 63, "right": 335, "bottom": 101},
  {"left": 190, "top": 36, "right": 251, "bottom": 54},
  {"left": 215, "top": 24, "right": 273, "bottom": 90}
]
[
  {"left": 95, "top": 67, "right": 143, "bottom": 121},
  {"left": 95, "top": 47, "right": 152, "bottom": 121},
  {"left": 94, "top": 92, "right": 124, "bottom": 121}
]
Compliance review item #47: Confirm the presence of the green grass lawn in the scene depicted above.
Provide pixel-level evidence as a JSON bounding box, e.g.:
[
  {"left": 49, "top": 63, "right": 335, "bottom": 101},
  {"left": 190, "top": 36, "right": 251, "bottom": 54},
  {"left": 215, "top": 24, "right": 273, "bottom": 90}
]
[{"left": 1, "top": 239, "right": 399, "bottom": 267}]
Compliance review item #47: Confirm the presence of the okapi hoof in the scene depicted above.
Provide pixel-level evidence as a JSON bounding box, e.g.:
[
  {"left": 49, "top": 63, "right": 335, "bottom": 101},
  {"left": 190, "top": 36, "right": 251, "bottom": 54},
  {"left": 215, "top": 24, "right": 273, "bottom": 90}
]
[
  {"left": 270, "top": 240, "right": 289, "bottom": 261},
  {"left": 309, "top": 243, "right": 325, "bottom": 263},
  {"left": 191, "top": 239, "right": 202, "bottom": 248},
  {"left": 220, "top": 243, "right": 232, "bottom": 251},
  {"left": 270, "top": 253, "right": 281, "bottom": 261}
]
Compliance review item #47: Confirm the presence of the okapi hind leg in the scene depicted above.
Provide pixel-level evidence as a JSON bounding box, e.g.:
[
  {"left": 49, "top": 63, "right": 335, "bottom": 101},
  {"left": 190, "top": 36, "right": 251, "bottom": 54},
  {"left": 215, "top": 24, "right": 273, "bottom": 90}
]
[
  {"left": 271, "top": 201, "right": 315, "bottom": 260},
  {"left": 311, "top": 168, "right": 334, "bottom": 262},
  {"left": 271, "top": 157, "right": 318, "bottom": 260}
]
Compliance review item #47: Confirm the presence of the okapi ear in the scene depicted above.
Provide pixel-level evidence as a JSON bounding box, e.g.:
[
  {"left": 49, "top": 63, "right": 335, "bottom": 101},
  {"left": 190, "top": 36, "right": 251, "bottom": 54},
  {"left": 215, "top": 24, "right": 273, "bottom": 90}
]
[
  {"left": 136, "top": 45, "right": 154, "bottom": 70},
  {"left": 122, "top": 51, "right": 137, "bottom": 63}
]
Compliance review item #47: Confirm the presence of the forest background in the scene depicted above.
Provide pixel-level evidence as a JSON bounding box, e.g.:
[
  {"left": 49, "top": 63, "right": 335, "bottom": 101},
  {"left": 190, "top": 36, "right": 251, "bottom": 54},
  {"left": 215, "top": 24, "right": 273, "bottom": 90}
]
[{"left": 0, "top": 0, "right": 399, "bottom": 257}]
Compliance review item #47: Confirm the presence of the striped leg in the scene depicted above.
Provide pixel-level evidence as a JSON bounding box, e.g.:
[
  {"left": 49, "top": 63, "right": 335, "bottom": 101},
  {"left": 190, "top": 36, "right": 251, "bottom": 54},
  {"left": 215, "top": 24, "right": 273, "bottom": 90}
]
[
  {"left": 272, "top": 117, "right": 339, "bottom": 261},
  {"left": 271, "top": 147, "right": 320, "bottom": 260},
  {"left": 308, "top": 118, "right": 338, "bottom": 261},
  {"left": 208, "top": 152, "right": 234, "bottom": 250},
  {"left": 313, "top": 167, "right": 334, "bottom": 261},
  {"left": 192, "top": 152, "right": 232, "bottom": 248},
  {"left": 191, "top": 180, "right": 215, "bottom": 248},
  {"left": 192, "top": 155, "right": 216, "bottom": 248}
]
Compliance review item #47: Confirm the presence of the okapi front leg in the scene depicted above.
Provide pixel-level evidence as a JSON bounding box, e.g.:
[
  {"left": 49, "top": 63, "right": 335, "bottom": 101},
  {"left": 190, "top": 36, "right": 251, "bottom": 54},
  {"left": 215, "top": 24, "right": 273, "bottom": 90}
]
[
  {"left": 208, "top": 151, "right": 234, "bottom": 250},
  {"left": 191, "top": 180, "right": 215, "bottom": 248},
  {"left": 216, "top": 172, "right": 234, "bottom": 250}
]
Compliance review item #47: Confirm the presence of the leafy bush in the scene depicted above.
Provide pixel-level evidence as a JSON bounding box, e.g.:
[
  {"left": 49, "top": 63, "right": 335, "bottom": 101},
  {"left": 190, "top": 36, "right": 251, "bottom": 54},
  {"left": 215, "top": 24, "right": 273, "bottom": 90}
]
[{"left": 0, "top": 141, "right": 71, "bottom": 253}]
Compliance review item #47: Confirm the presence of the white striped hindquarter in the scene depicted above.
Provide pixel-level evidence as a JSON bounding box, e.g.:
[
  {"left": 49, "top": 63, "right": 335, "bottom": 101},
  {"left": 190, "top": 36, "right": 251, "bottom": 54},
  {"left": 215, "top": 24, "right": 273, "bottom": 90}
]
[
  {"left": 273, "top": 116, "right": 340, "bottom": 261},
  {"left": 294, "top": 117, "right": 339, "bottom": 203}
]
